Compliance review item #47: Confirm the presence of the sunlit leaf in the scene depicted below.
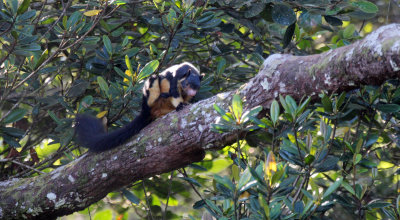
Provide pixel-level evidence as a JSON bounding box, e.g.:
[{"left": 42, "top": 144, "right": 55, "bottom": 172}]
[
  {"left": 84, "top": 10, "right": 102, "bottom": 17},
  {"left": 265, "top": 151, "right": 277, "bottom": 180},
  {"left": 137, "top": 60, "right": 159, "bottom": 81},
  {"left": 232, "top": 94, "right": 243, "bottom": 123}
]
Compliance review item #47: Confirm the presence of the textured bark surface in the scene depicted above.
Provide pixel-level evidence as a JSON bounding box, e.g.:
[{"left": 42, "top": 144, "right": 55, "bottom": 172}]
[{"left": 0, "top": 24, "right": 399, "bottom": 219}]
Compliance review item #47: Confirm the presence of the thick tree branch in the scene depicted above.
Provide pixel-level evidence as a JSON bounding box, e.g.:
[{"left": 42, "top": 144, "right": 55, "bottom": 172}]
[{"left": 1, "top": 24, "right": 400, "bottom": 219}]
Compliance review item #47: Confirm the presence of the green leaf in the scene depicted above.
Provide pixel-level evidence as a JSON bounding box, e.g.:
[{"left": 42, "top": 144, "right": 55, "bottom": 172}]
[
  {"left": 271, "top": 165, "right": 285, "bottom": 185},
  {"left": 4, "top": 108, "right": 27, "bottom": 124},
  {"left": 125, "top": 55, "right": 134, "bottom": 77},
  {"left": 321, "top": 93, "right": 333, "bottom": 113},
  {"left": 166, "top": 7, "right": 177, "bottom": 26},
  {"left": 376, "top": 103, "right": 400, "bottom": 113},
  {"left": 237, "top": 167, "right": 251, "bottom": 192},
  {"left": 193, "top": 200, "right": 205, "bottom": 209},
  {"left": 34, "top": 49, "right": 48, "bottom": 69},
  {"left": 304, "top": 154, "right": 315, "bottom": 165},
  {"left": 2, "top": 127, "right": 25, "bottom": 138},
  {"left": 232, "top": 164, "right": 240, "bottom": 181},
  {"left": 183, "top": 38, "right": 200, "bottom": 44},
  {"left": 366, "top": 199, "right": 391, "bottom": 209},
  {"left": 343, "top": 24, "right": 356, "bottom": 39},
  {"left": 2, "top": 134, "right": 21, "bottom": 147},
  {"left": 17, "top": 10, "right": 36, "bottom": 21},
  {"left": 213, "top": 104, "right": 233, "bottom": 122},
  {"left": 180, "top": 177, "right": 202, "bottom": 187},
  {"left": 199, "top": 19, "right": 221, "bottom": 29},
  {"left": 285, "top": 95, "right": 297, "bottom": 114},
  {"left": 270, "top": 99, "right": 280, "bottom": 125},
  {"left": 103, "top": 35, "right": 113, "bottom": 55},
  {"left": 351, "top": 1, "right": 378, "bottom": 14},
  {"left": 205, "top": 199, "right": 223, "bottom": 216},
  {"left": 297, "top": 97, "right": 311, "bottom": 116},
  {"left": 93, "top": 209, "right": 112, "bottom": 220},
  {"left": 272, "top": 3, "right": 296, "bottom": 26},
  {"left": 232, "top": 94, "right": 243, "bottom": 122},
  {"left": 122, "top": 36, "right": 129, "bottom": 47},
  {"left": 62, "top": 15, "right": 67, "bottom": 29},
  {"left": 354, "top": 154, "right": 362, "bottom": 165},
  {"left": 213, "top": 174, "right": 234, "bottom": 191},
  {"left": 66, "top": 11, "right": 81, "bottom": 30},
  {"left": 342, "top": 181, "right": 356, "bottom": 196},
  {"left": 259, "top": 194, "right": 270, "bottom": 218},
  {"left": 245, "top": 3, "right": 265, "bottom": 18},
  {"left": 97, "top": 76, "right": 109, "bottom": 98},
  {"left": 47, "top": 110, "right": 61, "bottom": 125},
  {"left": 279, "top": 95, "right": 289, "bottom": 113},
  {"left": 17, "top": 0, "right": 30, "bottom": 15},
  {"left": 188, "top": 163, "right": 207, "bottom": 171},
  {"left": 355, "top": 183, "right": 364, "bottom": 199},
  {"left": 79, "top": 95, "right": 93, "bottom": 111},
  {"left": 6, "top": 0, "right": 19, "bottom": 15},
  {"left": 137, "top": 60, "right": 159, "bottom": 81},
  {"left": 216, "top": 59, "right": 226, "bottom": 75},
  {"left": 283, "top": 22, "right": 295, "bottom": 49},
  {"left": 335, "top": 92, "right": 346, "bottom": 110},
  {"left": 324, "top": 16, "right": 342, "bottom": 26},
  {"left": 365, "top": 134, "right": 379, "bottom": 147},
  {"left": 322, "top": 177, "right": 343, "bottom": 199},
  {"left": 121, "top": 189, "right": 140, "bottom": 204},
  {"left": 242, "top": 106, "right": 262, "bottom": 123},
  {"left": 315, "top": 156, "right": 339, "bottom": 172}
]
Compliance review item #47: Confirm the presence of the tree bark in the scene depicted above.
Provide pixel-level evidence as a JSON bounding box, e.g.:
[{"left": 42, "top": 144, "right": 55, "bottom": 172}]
[{"left": 1, "top": 23, "right": 400, "bottom": 220}]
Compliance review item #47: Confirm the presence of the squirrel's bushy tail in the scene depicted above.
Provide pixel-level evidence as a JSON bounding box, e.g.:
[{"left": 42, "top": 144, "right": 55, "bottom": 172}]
[{"left": 75, "top": 112, "right": 151, "bottom": 152}]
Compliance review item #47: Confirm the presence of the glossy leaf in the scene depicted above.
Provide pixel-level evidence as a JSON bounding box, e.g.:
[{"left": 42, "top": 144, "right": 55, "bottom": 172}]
[
  {"left": 3, "top": 109, "right": 27, "bottom": 124},
  {"left": 270, "top": 99, "right": 280, "bottom": 125},
  {"left": 343, "top": 24, "right": 356, "bottom": 39},
  {"left": 17, "top": 0, "right": 30, "bottom": 15},
  {"left": 232, "top": 94, "right": 243, "bottom": 122},
  {"left": 351, "top": 1, "right": 378, "bottom": 14},
  {"left": 121, "top": 189, "right": 140, "bottom": 204},
  {"left": 103, "top": 35, "right": 113, "bottom": 55},
  {"left": 137, "top": 60, "right": 159, "bottom": 81},
  {"left": 322, "top": 177, "right": 343, "bottom": 199},
  {"left": 376, "top": 103, "right": 400, "bottom": 113},
  {"left": 237, "top": 167, "right": 251, "bottom": 191},
  {"left": 272, "top": 4, "right": 296, "bottom": 26}
]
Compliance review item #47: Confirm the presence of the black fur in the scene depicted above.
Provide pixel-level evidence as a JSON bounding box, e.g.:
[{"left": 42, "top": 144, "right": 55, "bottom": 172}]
[{"left": 75, "top": 104, "right": 151, "bottom": 152}]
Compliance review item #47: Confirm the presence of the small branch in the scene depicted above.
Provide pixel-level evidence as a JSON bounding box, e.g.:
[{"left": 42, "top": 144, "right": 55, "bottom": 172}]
[
  {"left": 0, "top": 159, "right": 45, "bottom": 174},
  {"left": 142, "top": 180, "right": 154, "bottom": 220},
  {"left": 163, "top": 171, "right": 174, "bottom": 220}
]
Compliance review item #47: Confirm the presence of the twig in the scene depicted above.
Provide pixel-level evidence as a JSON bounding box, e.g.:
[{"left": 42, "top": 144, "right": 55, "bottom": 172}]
[
  {"left": 0, "top": 159, "right": 45, "bottom": 174},
  {"left": 163, "top": 171, "right": 174, "bottom": 220},
  {"left": 142, "top": 180, "right": 154, "bottom": 220},
  {"left": 180, "top": 168, "right": 219, "bottom": 217}
]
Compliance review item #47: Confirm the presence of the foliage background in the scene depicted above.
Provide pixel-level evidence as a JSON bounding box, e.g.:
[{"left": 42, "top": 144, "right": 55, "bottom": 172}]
[{"left": 0, "top": 0, "right": 399, "bottom": 219}]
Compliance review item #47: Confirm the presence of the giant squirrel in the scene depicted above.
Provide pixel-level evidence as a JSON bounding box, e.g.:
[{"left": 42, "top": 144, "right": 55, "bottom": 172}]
[{"left": 75, "top": 62, "right": 202, "bottom": 152}]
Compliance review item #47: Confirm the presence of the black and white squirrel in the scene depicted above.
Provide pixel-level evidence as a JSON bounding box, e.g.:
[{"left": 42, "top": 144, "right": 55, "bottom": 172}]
[{"left": 75, "top": 62, "right": 202, "bottom": 152}]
